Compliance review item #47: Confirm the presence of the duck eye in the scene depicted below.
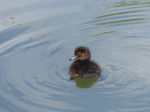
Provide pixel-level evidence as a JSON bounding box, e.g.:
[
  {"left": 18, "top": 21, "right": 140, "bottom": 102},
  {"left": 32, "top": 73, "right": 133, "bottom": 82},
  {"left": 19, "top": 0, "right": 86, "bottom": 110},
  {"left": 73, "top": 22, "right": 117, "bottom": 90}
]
[
  {"left": 75, "top": 52, "right": 81, "bottom": 55},
  {"left": 78, "top": 52, "right": 81, "bottom": 55}
]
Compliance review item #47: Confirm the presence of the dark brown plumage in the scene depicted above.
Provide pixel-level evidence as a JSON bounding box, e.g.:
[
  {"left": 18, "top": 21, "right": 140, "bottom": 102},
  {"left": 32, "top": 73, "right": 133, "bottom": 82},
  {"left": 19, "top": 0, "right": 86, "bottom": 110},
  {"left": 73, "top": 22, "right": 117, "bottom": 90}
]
[{"left": 69, "top": 46, "right": 101, "bottom": 79}]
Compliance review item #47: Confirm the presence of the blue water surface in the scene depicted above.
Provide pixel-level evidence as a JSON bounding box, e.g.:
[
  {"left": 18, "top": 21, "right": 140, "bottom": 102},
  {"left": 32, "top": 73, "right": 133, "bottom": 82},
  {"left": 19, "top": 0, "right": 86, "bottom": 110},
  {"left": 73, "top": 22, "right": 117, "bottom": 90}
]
[{"left": 0, "top": 0, "right": 150, "bottom": 112}]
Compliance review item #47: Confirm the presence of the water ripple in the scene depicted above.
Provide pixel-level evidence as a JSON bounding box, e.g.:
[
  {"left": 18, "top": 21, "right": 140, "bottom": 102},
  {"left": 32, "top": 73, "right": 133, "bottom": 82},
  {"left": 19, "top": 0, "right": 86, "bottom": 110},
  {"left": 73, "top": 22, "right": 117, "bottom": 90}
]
[{"left": 1, "top": 0, "right": 150, "bottom": 112}]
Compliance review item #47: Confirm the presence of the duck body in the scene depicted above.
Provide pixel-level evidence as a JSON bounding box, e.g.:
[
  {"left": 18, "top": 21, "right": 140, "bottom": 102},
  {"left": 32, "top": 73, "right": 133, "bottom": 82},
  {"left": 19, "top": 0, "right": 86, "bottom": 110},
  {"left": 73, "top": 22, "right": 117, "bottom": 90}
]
[
  {"left": 69, "top": 60, "right": 101, "bottom": 78},
  {"left": 69, "top": 46, "right": 101, "bottom": 79}
]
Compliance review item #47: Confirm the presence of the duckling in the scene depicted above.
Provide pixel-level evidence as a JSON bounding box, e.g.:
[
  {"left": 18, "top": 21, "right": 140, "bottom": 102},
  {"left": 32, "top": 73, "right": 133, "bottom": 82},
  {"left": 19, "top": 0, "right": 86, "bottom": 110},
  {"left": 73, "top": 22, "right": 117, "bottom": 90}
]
[{"left": 69, "top": 46, "right": 101, "bottom": 79}]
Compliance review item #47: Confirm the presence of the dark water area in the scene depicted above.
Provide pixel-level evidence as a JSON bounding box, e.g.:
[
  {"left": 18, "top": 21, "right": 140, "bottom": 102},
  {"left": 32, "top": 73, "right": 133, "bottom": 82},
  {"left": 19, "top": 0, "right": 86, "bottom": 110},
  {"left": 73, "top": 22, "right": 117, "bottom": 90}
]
[{"left": 1, "top": 0, "right": 150, "bottom": 112}]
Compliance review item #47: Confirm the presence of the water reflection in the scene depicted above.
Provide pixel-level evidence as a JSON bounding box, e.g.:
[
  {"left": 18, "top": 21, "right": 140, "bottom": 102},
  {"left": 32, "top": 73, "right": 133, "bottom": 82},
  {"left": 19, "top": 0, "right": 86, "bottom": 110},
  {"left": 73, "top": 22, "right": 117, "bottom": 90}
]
[
  {"left": 95, "top": 18, "right": 145, "bottom": 25},
  {"left": 70, "top": 77, "right": 99, "bottom": 88},
  {"left": 95, "top": 10, "right": 145, "bottom": 19},
  {"left": 92, "top": 31, "right": 116, "bottom": 37},
  {"left": 94, "top": 9, "right": 146, "bottom": 26},
  {"left": 112, "top": 1, "right": 150, "bottom": 7}
]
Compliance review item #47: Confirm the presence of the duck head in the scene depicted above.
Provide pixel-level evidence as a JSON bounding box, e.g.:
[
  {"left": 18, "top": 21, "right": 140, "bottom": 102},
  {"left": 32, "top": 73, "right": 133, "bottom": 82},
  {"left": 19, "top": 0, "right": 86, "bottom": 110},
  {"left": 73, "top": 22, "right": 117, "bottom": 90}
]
[{"left": 69, "top": 46, "right": 91, "bottom": 61}]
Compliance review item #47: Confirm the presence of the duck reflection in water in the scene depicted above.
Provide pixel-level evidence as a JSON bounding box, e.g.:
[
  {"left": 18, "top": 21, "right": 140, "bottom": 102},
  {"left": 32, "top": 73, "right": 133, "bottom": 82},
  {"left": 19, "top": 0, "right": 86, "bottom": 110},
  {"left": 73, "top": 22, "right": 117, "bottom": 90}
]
[{"left": 69, "top": 46, "right": 102, "bottom": 88}]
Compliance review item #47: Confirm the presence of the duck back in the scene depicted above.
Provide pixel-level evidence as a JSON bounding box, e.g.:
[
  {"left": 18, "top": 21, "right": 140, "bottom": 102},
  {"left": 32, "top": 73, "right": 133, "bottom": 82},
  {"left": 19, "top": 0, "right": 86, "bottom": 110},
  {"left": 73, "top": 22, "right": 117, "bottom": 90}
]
[{"left": 69, "top": 60, "right": 101, "bottom": 78}]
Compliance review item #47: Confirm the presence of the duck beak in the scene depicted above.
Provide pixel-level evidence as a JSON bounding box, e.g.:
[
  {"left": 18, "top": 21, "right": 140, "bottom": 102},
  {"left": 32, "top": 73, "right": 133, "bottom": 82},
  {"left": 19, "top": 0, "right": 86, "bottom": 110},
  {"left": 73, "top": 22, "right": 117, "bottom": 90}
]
[{"left": 69, "top": 55, "right": 77, "bottom": 61}]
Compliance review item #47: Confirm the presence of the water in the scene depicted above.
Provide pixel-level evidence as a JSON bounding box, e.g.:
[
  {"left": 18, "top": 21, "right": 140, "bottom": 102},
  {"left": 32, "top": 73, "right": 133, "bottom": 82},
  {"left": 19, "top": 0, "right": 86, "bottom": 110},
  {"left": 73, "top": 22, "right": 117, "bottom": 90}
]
[{"left": 0, "top": 0, "right": 150, "bottom": 112}]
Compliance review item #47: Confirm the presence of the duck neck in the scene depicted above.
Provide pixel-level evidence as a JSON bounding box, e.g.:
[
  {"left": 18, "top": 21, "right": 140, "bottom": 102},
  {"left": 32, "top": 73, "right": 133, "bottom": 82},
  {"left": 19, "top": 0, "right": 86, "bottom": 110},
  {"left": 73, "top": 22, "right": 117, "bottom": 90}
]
[{"left": 78, "top": 59, "right": 90, "bottom": 61}]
